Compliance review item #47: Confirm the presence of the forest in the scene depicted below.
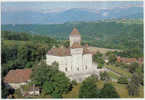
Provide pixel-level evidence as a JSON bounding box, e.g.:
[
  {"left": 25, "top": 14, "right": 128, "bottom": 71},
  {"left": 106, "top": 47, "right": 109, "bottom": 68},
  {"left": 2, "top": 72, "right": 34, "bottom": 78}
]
[{"left": 2, "top": 19, "right": 143, "bottom": 50}]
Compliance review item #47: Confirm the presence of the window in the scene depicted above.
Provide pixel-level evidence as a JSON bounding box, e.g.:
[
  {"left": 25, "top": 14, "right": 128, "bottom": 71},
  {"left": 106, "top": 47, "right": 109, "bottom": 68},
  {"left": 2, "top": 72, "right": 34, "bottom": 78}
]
[
  {"left": 85, "top": 66, "right": 87, "bottom": 70},
  {"left": 79, "top": 78, "right": 82, "bottom": 82},
  {"left": 77, "top": 67, "right": 79, "bottom": 71},
  {"left": 65, "top": 67, "right": 68, "bottom": 72}
]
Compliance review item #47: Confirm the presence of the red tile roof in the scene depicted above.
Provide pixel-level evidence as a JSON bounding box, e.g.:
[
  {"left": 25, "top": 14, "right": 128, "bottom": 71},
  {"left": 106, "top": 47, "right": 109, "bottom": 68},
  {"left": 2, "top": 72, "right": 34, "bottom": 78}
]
[
  {"left": 4, "top": 69, "right": 32, "bottom": 83},
  {"left": 48, "top": 47, "right": 71, "bottom": 56},
  {"left": 117, "top": 56, "right": 137, "bottom": 64},
  {"left": 48, "top": 45, "right": 92, "bottom": 56},
  {"left": 70, "top": 28, "right": 80, "bottom": 36}
]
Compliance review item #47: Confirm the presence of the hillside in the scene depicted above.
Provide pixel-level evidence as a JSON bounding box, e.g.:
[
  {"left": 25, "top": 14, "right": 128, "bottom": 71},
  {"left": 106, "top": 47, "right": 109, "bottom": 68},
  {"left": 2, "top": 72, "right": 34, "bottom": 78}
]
[
  {"left": 1, "top": 24, "right": 144, "bottom": 98},
  {"left": 2, "top": 19, "right": 143, "bottom": 51}
]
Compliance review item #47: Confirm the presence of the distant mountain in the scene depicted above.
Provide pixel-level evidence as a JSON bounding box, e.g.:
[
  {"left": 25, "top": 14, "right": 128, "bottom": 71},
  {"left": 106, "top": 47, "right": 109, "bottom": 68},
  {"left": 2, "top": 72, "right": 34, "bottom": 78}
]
[{"left": 2, "top": 7, "right": 143, "bottom": 24}]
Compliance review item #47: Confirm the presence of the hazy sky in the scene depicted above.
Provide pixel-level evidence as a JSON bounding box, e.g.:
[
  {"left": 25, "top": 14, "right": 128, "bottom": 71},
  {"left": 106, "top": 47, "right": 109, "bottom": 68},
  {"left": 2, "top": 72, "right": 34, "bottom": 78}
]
[{"left": 2, "top": 1, "right": 143, "bottom": 13}]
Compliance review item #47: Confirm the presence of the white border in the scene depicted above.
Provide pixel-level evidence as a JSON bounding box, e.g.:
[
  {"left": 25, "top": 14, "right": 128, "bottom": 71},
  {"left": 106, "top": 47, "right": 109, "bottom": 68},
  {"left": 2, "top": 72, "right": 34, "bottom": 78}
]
[
  {"left": 1, "top": 0, "right": 144, "bottom": 2},
  {"left": 0, "top": 0, "right": 144, "bottom": 100}
]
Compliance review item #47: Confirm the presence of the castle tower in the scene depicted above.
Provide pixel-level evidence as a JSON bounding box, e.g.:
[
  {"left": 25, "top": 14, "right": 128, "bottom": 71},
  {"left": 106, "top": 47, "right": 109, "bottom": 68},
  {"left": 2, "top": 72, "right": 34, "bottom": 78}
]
[
  {"left": 70, "top": 28, "right": 83, "bottom": 74},
  {"left": 69, "top": 28, "right": 81, "bottom": 47}
]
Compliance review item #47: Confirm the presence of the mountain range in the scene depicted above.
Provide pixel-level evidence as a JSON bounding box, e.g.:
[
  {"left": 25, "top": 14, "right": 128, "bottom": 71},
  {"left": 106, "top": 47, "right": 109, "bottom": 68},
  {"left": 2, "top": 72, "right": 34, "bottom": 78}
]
[{"left": 2, "top": 6, "right": 143, "bottom": 24}]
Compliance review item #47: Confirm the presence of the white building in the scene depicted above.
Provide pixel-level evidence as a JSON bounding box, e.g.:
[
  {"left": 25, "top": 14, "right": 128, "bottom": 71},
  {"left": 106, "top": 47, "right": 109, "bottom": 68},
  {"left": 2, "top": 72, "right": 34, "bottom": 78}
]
[
  {"left": 46, "top": 28, "right": 97, "bottom": 82},
  {"left": 4, "top": 69, "right": 32, "bottom": 89}
]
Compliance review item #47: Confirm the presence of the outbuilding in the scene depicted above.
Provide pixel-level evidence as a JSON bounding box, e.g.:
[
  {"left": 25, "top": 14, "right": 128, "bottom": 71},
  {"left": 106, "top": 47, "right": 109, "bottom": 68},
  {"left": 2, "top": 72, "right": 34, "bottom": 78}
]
[{"left": 4, "top": 69, "right": 32, "bottom": 89}]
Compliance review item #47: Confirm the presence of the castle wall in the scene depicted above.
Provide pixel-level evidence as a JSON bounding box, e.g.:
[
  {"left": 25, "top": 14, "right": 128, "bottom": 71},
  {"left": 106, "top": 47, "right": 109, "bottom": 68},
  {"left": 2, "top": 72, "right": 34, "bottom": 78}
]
[
  {"left": 72, "top": 54, "right": 83, "bottom": 73},
  {"left": 83, "top": 54, "right": 93, "bottom": 72},
  {"left": 46, "top": 55, "right": 72, "bottom": 73},
  {"left": 71, "top": 48, "right": 83, "bottom": 55},
  {"left": 46, "top": 52, "right": 93, "bottom": 79}
]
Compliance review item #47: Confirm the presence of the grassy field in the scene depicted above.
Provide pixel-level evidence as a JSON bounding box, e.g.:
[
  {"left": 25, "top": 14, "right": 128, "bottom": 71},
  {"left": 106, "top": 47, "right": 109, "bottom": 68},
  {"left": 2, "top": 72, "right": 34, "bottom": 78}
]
[
  {"left": 88, "top": 46, "right": 121, "bottom": 54},
  {"left": 112, "top": 82, "right": 144, "bottom": 98},
  {"left": 116, "top": 19, "right": 143, "bottom": 25},
  {"left": 107, "top": 71, "right": 120, "bottom": 80},
  {"left": 63, "top": 84, "right": 81, "bottom": 98},
  {"left": 98, "top": 80, "right": 144, "bottom": 98},
  {"left": 63, "top": 80, "right": 144, "bottom": 98},
  {"left": 13, "top": 80, "right": 143, "bottom": 98},
  {"left": 105, "top": 65, "right": 132, "bottom": 78}
]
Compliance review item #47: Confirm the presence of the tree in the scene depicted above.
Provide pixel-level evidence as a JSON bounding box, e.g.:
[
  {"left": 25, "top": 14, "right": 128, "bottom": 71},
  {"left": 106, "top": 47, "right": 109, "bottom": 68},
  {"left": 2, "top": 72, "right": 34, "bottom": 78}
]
[
  {"left": 128, "top": 62, "right": 138, "bottom": 73},
  {"left": 105, "top": 51, "right": 113, "bottom": 57},
  {"left": 108, "top": 54, "right": 117, "bottom": 64},
  {"left": 98, "top": 63, "right": 103, "bottom": 69},
  {"left": 31, "top": 62, "right": 51, "bottom": 86},
  {"left": 118, "top": 76, "right": 128, "bottom": 84},
  {"left": 79, "top": 76, "right": 99, "bottom": 98},
  {"left": 31, "top": 62, "right": 71, "bottom": 98},
  {"left": 136, "top": 66, "right": 144, "bottom": 85},
  {"left": 95, "top": 51, "right": 103, "bottom": 57},
  {"left": 71, "top": 80, "right": 77, "bottom": 87},
  {"left": 127, "top": 73, "right": 140, "bottom": 96},
  {"left": 93, "top": 52, "right": 105, "bottom": 68},
  {"left": 100, "top": 71, "right": 110, "bottom": 81},
  {"left": 2, "top": 80, "right": 9, "bottom": 98},
  {"left": 100, "top": 83, "right": 119, "bottom": 98},
  {"left": 1, "top": 31, "right": 61, "bottom": 98},
  {"left": 42, "top": 71, "right": 70, "bottom": 98},
  {"left": 62, "top": 40, "right": 69, "bottom": 48}
]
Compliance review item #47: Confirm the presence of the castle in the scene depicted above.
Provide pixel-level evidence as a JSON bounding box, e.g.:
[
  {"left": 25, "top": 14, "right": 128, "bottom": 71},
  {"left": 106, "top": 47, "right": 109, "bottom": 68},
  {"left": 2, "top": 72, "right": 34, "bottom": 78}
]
[{"left": 46, "top": 28, "right": 97, "bottom": 82}]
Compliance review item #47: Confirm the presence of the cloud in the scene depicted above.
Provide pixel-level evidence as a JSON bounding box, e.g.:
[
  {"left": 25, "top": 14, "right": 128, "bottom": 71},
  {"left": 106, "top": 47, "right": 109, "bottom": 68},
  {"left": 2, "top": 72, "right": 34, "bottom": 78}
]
[{"left": 1, "top": 1, "right": 143, "bottom": 13}]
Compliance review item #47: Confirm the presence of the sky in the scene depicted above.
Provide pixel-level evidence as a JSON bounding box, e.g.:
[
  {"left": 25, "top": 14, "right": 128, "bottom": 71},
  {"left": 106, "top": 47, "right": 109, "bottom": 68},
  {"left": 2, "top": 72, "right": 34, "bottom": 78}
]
[{"left": 2, "top": 1, "right": 143, "bottom": 13}]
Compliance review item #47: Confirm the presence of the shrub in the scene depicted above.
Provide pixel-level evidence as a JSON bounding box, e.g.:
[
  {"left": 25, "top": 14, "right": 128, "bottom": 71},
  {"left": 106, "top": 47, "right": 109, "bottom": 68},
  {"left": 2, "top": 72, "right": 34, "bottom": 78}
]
[
  {"left": 100, "top": 71, "right": 110, "bottom": 81},
  {"left": 100, "top": 83, "right": 120, "bottom": 98},
  {"left": 118, "top": 76, "right": 128, "bottom": 84},
  {"left": 79, "top": 76, "right": 99, "bottom": 98},
  {"left": 71, "top": 80, "right": 77, "bottom": 86}
]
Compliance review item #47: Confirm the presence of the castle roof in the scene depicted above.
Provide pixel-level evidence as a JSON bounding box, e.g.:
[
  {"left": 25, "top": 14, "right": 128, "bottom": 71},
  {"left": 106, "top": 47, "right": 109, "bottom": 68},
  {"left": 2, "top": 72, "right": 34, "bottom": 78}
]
[
  {"left": 4, "top": 69, "right": 32, "bottom": 83},
  {"left": 70, "top": 28, "right": 80, "bottom": 36},
  {"left": 48, "top": 45, "right": 92, "bottom": 56},
  {"left": 48, "top": 47, "right": 71, "bottom": 56},
  {"left": 71, "top": 42, "right": 82, "bottom": 49}
]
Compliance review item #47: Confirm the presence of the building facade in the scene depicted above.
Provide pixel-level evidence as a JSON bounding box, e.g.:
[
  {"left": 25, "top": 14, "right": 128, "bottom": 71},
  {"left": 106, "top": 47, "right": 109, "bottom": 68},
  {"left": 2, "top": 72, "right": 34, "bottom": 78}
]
[{"left": 46, "top": 28, "right": 96, "bottom": 82}]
